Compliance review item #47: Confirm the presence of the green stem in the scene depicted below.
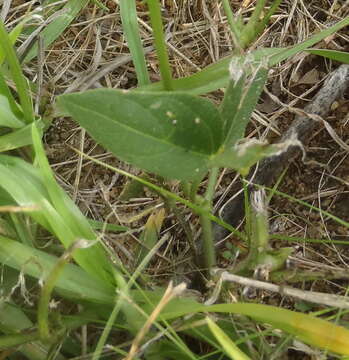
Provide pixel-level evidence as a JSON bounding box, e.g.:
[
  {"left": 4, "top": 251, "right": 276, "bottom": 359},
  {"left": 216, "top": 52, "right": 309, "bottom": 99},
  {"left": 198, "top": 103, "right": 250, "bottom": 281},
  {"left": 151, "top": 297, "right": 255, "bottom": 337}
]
[
  {"left": 199, "top": 167, "right": 220, "bottom": 273},
  {"left": 255, "top": 0, "right": 283, "bottom": 37},
  {"left": 242, "top": 178, "right": 251, "bottom": 239},
  {"left": 240, "top": 0, "right": 268, "bottom": 47},
  {"left": 221, "top": 0, "right": 243, "bottom": 50},
  {"left": 76, "top": 150, "right": 246, "bottom": 241},
  {"left": 146, "top": 0, "right": 173, "bottom": 90},
  {"left": 0, "top": 20, "right": 33, "bottom": 123}
]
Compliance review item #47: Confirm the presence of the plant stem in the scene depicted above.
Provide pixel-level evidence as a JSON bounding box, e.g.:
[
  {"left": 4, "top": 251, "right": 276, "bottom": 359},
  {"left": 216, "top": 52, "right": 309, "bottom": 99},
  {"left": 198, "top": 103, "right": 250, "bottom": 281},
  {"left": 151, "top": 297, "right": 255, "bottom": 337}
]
[
  {"left": 255, "top": 0, "right": 283, "bottom": 37},
  {"left": 240, "top": 0, "right": 267, "bottom": 47},
  {"left": 146, "top": 0, "right": 173, "bottom": 90},
  {"left": 221, "top": 0, "right": 243, "bottom": 50},
  {"left": 199, "top": 167, "right": 219, "bottom": 273}
]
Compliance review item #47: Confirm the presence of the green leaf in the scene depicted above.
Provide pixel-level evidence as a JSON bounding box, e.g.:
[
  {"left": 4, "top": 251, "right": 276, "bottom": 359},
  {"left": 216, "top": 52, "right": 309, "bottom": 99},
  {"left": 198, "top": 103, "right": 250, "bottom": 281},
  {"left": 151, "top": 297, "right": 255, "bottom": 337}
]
[
  {"left": 23, "top": 0, "right": 90, "bottom": 63},
  {"left": 0, "top": 20, "right": 33, "bottom": 123},
  {"left": 157, "top": 302, "right": 349, "bottom": 356},
  {"left": 306, "top": 48, "right": 349, "bottom": 64},
  {"left": 0, "top": 121, "right": 44, "bottom": 152},
  {"left": 206, "top": 317, "right": 251, "bottom": 360},
  {"left": 139, "top": 18, "right": 349, "bottom": 95},
  {"left": 0, "top": 95, "right": 24, "bottom": 128},
  {"left": 0, "top": 153, "right": 114, "bottom": 285},
  {"left": 139, "top": 48, "right": 279, "bottom": 95},
  {"left": 0, "top": 71, "right": 23, "bottom": 119},
  {"left": 211, "top": 140, "right": 279, "bottom": 176},
  {"left": 136, "top": 209, "right": 165, "bottom": 267},
  {"left": 222, "top": 59, "right": 268, "bottom": 147},
  {"left": 119, "top": 0, "right": 150, "bottom": 85},
  {"left": 0, "top": 235, "right": 114, "bottom": 304},
  {"left": 57, "top": 89, "right": 223, "bottom": 181},
  {"left": 270, "top": 16, "right": 349, "bottom": 65}
]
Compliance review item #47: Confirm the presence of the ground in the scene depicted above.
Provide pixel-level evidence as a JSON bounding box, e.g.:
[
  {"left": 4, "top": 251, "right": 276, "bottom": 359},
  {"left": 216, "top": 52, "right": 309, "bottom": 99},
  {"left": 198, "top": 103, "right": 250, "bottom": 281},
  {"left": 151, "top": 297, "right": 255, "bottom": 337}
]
[{"left": 7, "top": 0, "right": 349, "bottom": 358}]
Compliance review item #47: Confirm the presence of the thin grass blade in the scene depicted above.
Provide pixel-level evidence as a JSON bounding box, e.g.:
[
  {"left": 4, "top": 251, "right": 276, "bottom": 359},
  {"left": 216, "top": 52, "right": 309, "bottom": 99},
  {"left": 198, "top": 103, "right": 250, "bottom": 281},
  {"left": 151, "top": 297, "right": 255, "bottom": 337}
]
[{"left": 119, "top": 0, "right": 150, "bottom": 86}]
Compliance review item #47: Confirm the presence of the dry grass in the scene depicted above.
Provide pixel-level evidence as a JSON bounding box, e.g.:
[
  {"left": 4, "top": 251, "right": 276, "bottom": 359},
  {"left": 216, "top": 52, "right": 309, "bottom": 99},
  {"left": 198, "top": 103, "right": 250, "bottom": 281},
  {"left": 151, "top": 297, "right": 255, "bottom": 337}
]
[{"left": 6, "top": 0, "right": 349, "bottom": 302}]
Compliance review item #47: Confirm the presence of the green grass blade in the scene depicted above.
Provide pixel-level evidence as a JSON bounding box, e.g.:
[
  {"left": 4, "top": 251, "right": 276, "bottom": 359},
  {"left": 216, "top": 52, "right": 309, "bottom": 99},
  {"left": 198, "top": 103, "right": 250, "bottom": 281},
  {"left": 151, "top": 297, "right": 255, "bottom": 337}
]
[
  {"left": 0, "top": 234, "right": 114, "bottom": 304},
  {"left": 119, "top": 0, "right": 150, "bottom": 85},
  {"left": 0, "top": 18, "right": 25, "bottom": 65},
  {"left": 221, "top": 0, "right": 242, "bottom": 49},
  {"left": 146, "top": 0, "right": 173, "bottom": 90},
  {"left": 270, "top": 16, "right": 349, "bottom": 65},
  {"left": 240, "top": 0, "right": 267, "bottom": 46},
  {"left": 158, "top": 302, "right": 349, "bottom": 355},
  {"left": 0, "top": 20, "right": 33, "bottom": 123},
  {"left": 0, "top": 151, "right": 114, "bottom": 285},
  {"left": 0, "top": 121, "right": 44, "bottom": 153},
  {"left": 139, "top": 18, "right": 349, "bottom": 95},
  {"left": 206, "top": 317, "right": 251, "bottom": 360},
  {"left": 31, "top": 125, "right": 115, "bottom": 284},
  {"left": 306, "top": 48, "right": 349, "bottom": 64},
  {"left": 0, "top": 71, "right": 23, "bottom": 118},
  {"left": 23, "top": 0, "right": 89, "bottom": 64}
]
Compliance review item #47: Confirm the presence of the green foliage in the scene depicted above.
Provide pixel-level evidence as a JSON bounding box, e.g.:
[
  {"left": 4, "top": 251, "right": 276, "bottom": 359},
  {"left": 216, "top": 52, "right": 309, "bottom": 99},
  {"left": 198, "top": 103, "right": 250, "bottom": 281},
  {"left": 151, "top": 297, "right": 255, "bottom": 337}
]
[
  {"left": 119, "top": 0, "right": 150, "bottom": 85},
  {"left": 1, "top": 1, "right": 349, "bottom": 359},
  {"left": 307, "top": 48, "right": 349, "bottom": 64},
  {"left": 57, "top": 89, "right": 223, "bottom": 181}
]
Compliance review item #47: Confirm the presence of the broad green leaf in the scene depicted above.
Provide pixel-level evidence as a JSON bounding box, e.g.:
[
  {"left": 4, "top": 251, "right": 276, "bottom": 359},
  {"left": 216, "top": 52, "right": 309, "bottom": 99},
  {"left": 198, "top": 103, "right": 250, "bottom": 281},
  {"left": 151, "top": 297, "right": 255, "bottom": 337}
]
[
  {"left": 57, "top": 89, "right": 223, "bottom": 181},
  {"left": 306, "top": 48, "right": 349, "bottom": 64},
  {"left": 0, "top": 235, "right": 114, "bottom": 304},
  {"left": 23, "top": 0, "right": 90, "bottom": 63},
  {"left": 206, "top": 317, "right": 251, "bottom": 360},
  {"left": 0, "top": 95, "right": 25, "bottom": 128}
]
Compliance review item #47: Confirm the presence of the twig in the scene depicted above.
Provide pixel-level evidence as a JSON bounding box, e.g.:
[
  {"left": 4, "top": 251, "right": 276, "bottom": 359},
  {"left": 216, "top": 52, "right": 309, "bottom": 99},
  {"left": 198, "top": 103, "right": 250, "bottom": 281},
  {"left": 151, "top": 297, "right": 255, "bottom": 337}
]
[{"left": 214, "top": 269, "right": 349, "bottom": 309}]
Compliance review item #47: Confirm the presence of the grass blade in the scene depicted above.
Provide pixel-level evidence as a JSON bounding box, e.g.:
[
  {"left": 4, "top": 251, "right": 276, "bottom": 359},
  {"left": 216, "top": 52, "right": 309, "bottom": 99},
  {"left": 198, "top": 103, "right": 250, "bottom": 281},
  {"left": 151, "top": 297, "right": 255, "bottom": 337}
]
[
  {"left": 139, "top": 18, "right": 349, "bottom": 95},
  {"left": 23, "top": 0, "right": 89, "bottom": 64},
  {"left": 306, "top": 48, "right": 349, "bottom": 64},
  {"left": 119, "top": 0, "right": 150, "bottom": 85},
  {"left": 206, "top": 317, "right": 251, "bottom": 360},
  {"left": 0, "top": 20, "right": 33, "bottom": 123},
  {"left": 0, "top": 235, "right": 114, "bottom": 304}
]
